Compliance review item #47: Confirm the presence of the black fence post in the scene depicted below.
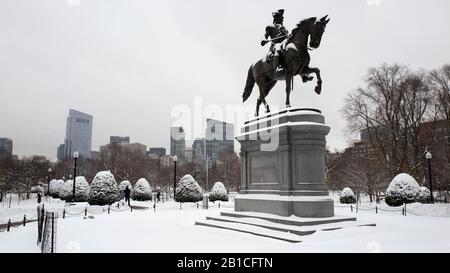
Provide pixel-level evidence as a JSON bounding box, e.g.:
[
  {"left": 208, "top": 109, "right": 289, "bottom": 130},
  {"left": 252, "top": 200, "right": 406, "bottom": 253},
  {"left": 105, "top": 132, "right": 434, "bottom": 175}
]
[
  {"left": 375, "top": 206, "right": 378, "bottom": 214},
  {"left": 351, "top": 204, "right": 353, "bottom": 212},
  {"left": 197, "top": 203, "right": 199, "bottom": 209},
  {"left": 51, "top": 212, "right": 54, "bottom": 253},
  {"left": 219, "top": 202, "right": 221, "bottom": 208},
  {"left": 23, "top": 215, "right": 26, "bottom": 226},
  {"left": 7, "top": 219, "right": 11, "bottom": 232},
  {"left": 131, "top": 206, "right": 133, "bottom": 212},
  {"left": 63, "top": 209, "right": 65, "bottom": 219},
  {"left": 84, "top": 207, "right": 87, "bottom": 216},
  {"left": 404, "top": 203, "right": 407, "bottom": 217},
  {"left": 153, "top": 203, "right": 156, "bottom": 212},
  {"left": 108, "top": 206, "right": 110, "bottom": 214},
  {"left": 117, "top": 202, "right": 120, "bottom": 210}
]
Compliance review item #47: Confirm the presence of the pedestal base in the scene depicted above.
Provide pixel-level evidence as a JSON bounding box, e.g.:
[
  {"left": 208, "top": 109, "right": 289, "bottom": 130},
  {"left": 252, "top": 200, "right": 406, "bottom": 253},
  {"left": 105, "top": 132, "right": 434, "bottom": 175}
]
[{"left": 235, "top": 194, "right": 334, "bottom": 218}]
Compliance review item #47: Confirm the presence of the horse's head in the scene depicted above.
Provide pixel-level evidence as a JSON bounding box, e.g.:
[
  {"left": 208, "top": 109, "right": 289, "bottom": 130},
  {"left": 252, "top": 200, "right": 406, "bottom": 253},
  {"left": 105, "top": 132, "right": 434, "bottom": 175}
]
[{"left": 309, "top": 15, "right": 330, "bottom": 49}]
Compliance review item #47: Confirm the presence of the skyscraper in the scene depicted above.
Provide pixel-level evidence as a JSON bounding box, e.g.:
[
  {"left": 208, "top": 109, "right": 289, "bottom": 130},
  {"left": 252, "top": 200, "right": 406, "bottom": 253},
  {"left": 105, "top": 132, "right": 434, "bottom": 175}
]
[
  {"left": 57, "top": 143, "right": 65, "bottom": 161},
  {"left": 205, "top": 119, "right": 234, "bottom": 162},
  {"left": 63, "top": 109, "right": 93, "bottom": 159},
  {"left": 170, "top": 126, "right": 185, "bottom": 159},
  {"left": 0, "top": 138, "right": 13, "bottom": 160}
]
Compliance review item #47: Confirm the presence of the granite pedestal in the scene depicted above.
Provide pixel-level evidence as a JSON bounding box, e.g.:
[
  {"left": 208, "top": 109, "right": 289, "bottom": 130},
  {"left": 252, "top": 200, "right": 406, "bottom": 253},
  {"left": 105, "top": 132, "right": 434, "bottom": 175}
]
[{"left": 235, "top": 107, "right": 334, "bottom": 218}]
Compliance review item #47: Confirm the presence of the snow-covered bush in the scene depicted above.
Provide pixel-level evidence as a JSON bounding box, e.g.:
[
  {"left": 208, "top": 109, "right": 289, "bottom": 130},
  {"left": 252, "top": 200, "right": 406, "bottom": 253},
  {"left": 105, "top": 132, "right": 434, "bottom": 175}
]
[
  {"left": 209, "top": 182, "right": 228, "bottom": 202},
  {"left": 339, "top": 187, "right": 356, "bottom": 204},
  {"left": 88, "top": 171, "right": 120, "bottom": 205},
  {"left": 132, "top": 178, "right": 152, "bottom": 201},
  {"left": 49, "top": 179, "right": 64, "bottom": 198},
  {"left": 417, "top": 186, "right": 431, "bottom": 203},
  {"left": 31, "top": 185, "right": 45, "bottom": 194},
  {"left": 175, "top": 174, "right": 203, "bottom": 202},
  {"left": 119, "top": 180, "right": 133, "bottom": 198},
  {"left": 385, "top": 173, "right": 420, "bottom": 207},
  {"left": 59, "top": 177, "right": 90, "bottom": 202}
]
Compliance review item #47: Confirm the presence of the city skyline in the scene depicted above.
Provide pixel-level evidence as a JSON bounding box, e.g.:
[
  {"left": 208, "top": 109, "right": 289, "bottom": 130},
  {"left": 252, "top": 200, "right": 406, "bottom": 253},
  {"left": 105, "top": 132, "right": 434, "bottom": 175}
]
[{"left": 1, "top": 0, "right": 449, "bottom": 161}]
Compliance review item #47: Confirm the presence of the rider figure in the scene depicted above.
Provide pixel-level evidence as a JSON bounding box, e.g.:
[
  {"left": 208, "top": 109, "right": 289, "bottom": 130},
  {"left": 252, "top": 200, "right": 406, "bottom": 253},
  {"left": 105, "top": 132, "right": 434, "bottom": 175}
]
[{"left": 261, "top": 9, "right": 289, "bottom": 78}]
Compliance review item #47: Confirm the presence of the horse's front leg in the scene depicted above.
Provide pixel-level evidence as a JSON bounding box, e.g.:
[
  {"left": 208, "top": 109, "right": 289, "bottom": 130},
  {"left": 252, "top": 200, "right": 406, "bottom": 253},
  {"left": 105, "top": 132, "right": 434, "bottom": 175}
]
[
  {"left": 285, "top": 74, "right": 292, "bottom": 108},
  {"left": 302, "top": 66, "right": 322, "bottom": 94}
]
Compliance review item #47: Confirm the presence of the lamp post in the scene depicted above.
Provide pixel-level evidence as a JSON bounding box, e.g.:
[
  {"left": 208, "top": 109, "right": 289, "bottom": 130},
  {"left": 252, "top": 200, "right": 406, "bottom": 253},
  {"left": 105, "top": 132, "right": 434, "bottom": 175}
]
[
  {"left": 173, "top": 155, "right": 178, "bottom": 201},
  {"left": 72, "top": 151, "right": 79, "bottom": 202},
  {"left": 425, "top": 151, "right": 434, "bottom": 203},
  {"left": 47, "top": 168, "right": 52, "bottom": 196}
]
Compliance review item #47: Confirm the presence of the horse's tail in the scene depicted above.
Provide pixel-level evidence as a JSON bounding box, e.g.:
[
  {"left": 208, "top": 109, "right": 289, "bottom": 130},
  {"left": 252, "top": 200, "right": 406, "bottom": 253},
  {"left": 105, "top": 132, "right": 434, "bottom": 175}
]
[{"left": 243, "top": 65, "right": 255, "bottom": 102}]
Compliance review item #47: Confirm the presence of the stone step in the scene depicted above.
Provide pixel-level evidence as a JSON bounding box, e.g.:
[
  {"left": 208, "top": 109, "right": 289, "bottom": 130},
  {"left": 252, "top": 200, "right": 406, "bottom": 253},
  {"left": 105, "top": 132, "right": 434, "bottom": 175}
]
[
  {"left": 221, "top": 211, "right": 357, "bottom": 226},
  {"left": 206, "top": 215, "right": 375, "bottom": 236},
  {"left": 195, "top": 219, "right": 303, "bottom": 243}
]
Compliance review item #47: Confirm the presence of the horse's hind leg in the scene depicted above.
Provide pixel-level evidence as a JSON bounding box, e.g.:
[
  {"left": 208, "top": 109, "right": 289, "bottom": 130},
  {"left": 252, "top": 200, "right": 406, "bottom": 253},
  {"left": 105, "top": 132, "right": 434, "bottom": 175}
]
[
  {"left": 255, "top": 98, "right": 262, "bottom": 117},
  {"left": 302, "top": 66, "right": 322, "bottom": 94},
  {"left": 285, "top": 75, "right": 292, "bottom": 108}
]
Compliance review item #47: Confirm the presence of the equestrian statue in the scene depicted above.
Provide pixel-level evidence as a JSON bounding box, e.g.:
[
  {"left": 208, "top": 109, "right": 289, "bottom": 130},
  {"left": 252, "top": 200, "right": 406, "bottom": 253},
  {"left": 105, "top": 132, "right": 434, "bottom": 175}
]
[{"left": 243, "top": 10, "right": 330, "bottom": 116}]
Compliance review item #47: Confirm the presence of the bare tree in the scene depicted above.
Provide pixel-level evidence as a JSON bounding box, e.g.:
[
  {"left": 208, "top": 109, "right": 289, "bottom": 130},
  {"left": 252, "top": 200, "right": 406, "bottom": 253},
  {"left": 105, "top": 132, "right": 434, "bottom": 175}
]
[
  {"left": 342, "top": 63, "right": 436, "bottom": 177},
  {"left": 7, "top": 156, "right": 50, "bottom": 198}
]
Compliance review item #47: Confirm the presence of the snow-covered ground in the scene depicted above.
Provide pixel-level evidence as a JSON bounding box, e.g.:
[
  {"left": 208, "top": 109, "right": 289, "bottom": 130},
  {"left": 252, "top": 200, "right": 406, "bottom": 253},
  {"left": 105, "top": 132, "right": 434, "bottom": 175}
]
[{"left": 1, "top": 197, "right": 450, "bottom": 253}]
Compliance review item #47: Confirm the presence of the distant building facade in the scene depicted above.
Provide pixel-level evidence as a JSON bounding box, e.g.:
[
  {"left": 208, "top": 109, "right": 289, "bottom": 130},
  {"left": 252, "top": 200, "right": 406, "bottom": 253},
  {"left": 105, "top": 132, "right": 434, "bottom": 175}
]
[
  {"left": 0, "top": 138, "right": 13, "bottom": 160},
  {"left": 192, "top": 138, "right": 206, "bottom": 166},
  {"left": 205, "top": 119, "right": 234, "bottom": 162},
  {"left": 110, "top": 136, "right": 130, "bottom": 144},
  {"left": 57, "top": 144, "right": 65, "bottom": 161},
  {"left": 160, "top": 154, "right": 174, "bottom": 168},
  {"left": 63, "top": 109, "right": 93, "bottom": 159},
  {"left": 170, "top": 127, "right": 185, "bottom": 159},
  {"left": 149, "top": 147, "right": 166, "bottom": 157}
]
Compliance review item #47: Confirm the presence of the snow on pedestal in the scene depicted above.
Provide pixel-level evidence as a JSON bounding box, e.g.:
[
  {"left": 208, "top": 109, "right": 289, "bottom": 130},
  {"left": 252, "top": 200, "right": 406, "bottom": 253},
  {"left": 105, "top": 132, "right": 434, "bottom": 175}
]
[
  {"left": 132, "top": 178, "right": 152, "bottom": 201},
  {"left": 417, "top": 186, "right": 431, "bottom": 203},
  {"left": 59, "top": 177, "right": 90, "bottom": 202},
  {"left": 385, "top": 173, "right": 420, "bottom": 207},
  {"left": 209, "top": 182, "right": 229, "bottom": 202},
  {"left": 339, "top": 187, "right": 356, "bottom": 204},
  {"left": 88, "top": 171, "right": 120, "bottom": 205},
  {"left": 119, "top": 180, "right": 133, "bottom": 198},
  {"left": 49, "top": 179, "right": 64, "bottom": 198},
  {"left": 175, "top": 174, "right": 203, "bottom": 202}
]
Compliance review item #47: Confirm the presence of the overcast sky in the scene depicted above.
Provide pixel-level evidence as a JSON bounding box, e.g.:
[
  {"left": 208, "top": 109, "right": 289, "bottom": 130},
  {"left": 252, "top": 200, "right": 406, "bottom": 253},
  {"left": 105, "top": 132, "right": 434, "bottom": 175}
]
[{"left": 1, "top": 0, "right": 449, "bottom": 161}]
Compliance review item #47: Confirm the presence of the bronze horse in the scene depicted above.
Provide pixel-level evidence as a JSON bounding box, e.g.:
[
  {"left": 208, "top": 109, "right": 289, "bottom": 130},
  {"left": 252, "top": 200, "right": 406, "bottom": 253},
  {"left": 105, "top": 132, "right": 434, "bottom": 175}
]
[{"left": 243, "top": 16, "right": 330, "bottom": 116}]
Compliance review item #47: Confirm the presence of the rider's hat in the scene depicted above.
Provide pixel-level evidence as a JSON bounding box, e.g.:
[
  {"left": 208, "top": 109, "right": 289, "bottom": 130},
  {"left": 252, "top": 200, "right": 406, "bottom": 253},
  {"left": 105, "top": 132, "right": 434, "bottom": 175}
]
[{"left": 272, "top": 9, "right": 284, "bottom": 17}]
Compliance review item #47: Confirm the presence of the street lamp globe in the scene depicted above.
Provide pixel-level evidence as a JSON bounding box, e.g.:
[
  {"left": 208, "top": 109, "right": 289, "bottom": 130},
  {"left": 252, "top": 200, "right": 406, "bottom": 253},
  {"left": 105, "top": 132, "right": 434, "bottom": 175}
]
[
  {"left": 73, "top": 151, "right": 79, "bottom": 158},
  {"left": 173, "top": 155, "right": 178, "bottom": 162},
  {"left": 425, "top": 151, "right": 432, "bottom": 160},
  {"left": 48, "top": 168, "right": 52, "bottom": 173}
]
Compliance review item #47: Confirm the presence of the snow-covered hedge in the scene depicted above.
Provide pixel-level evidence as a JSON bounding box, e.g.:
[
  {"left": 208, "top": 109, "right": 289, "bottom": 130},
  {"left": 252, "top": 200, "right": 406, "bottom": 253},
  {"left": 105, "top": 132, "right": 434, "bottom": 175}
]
[
  {"left": 339, "top": 187, "right": 356, "bottom": 204},
  {"left": 385, "top": 173, "right": 420, "bottom": 207},
  {"left": 59, "top": 177, "right": 90, "bottom": 202},
  {"left": 49, "top": 179, "right": 64, "bottom": 198},
  {"left": 175, "top": 174, "right": 203, "bottom": 202},
  {"left": 209, "top": 182, "right": 228, "bottom": 202},
  {"left": 132, "top": 178, "right": 152, "bottom": 201},
  {"left": 88, "top": 171, "right": 120, "bottom": 205},
  {"left": 119, "top": 180, "right": 133, "bottom": 198},
  {"left": 417, "top": 186, "right": 431, "bottom": 203},
  {"left": 31, "top": 185, "right": 45, "bottom": 194}
]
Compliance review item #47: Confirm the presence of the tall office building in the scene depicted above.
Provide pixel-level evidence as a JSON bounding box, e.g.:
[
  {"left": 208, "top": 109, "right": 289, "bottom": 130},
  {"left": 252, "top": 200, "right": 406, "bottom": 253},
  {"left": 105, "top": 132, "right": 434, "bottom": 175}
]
[
  {"left": 63, "top": 109, "right": 93, "bottom": 159},
  {"left": 192, "top": 138, "right": 205, "bottom": 166},
  {"left": 205, "top": 119, "right": 234, "bottom": 162},
  {"left": 0, "top": 138, "right": 13, "bottom": 160},
  {"left": 170, "top": 127, "right": 185, "bottom": 159},
  {"left": 57, "top": 144, "right": 65, "bottom": 161}
]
